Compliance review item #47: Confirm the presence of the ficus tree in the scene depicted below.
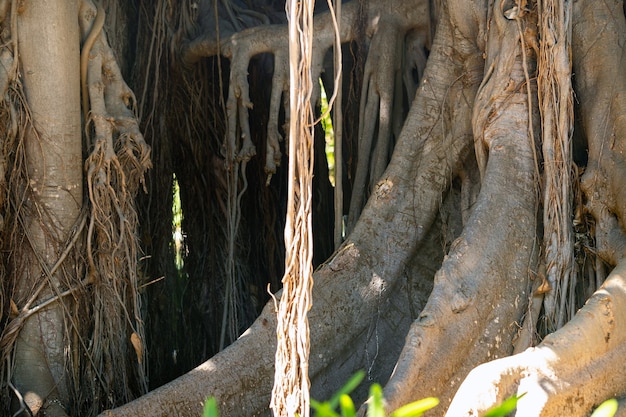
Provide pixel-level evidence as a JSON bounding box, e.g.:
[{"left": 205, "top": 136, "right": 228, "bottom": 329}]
[
  {"left": 0, "top": 1, "right": 149, "bottom": 416},
  {"left": 2, "top": 0, "right": 626, "bottom": 416}
]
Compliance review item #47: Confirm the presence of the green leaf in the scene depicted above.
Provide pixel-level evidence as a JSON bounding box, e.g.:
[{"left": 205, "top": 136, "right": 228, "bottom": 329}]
[
  {"left": 367, "top": 383, "right": 385, "bottom": 417},
  {"left": 590, "top": 398, "right": 618, "bottom": 417},
  {"left": 326, "top": 370, "right": 366, "bottom": 409},
  {"left": 311, "top": 400, "right": 341, "bottom": 417},
  {"left": 389, "top": 397, "right": 439, "bottom": 417},
  {"left": 339, "top": 394, "right": 357, "bottom": 417},
  {"left": 202, "top": 397, "right": 219, "bottom": 417},
  {"left": 311, "top": 399, "right": 324, "bottom": 409},
  {"left": 483, "top": 393, "right": 526, "bottom": 417}
]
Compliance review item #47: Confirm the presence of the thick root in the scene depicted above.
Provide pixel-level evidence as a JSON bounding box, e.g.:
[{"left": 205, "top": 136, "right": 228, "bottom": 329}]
[
  {"left": 347, "top": 19, "right": 403, "bottom": 231},
  {"left": 80, "top": 0, "right": 151, "bottom": 412},
  {"left": 380, "top": 1, "right": 540, "bottom": 412},
  {"left": 447, "top": 259, "right": 626, "bottom": 416}
]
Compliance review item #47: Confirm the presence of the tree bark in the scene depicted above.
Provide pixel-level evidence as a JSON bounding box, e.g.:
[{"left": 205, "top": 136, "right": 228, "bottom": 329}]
[
  {"left": 443, "top": 1, "right": 626, "bottom": 415},
  {"left": 11, "top": 1, "right": 82, "bottom": 415},
  {"left": 380, "top": 1, "right": 541, "bottom": 409},
  {"left": 447, "top": 259, "right": 626, "bottom": 416},
  {"left": 573, "top": 0, "right": 626, "bottom": 259}
]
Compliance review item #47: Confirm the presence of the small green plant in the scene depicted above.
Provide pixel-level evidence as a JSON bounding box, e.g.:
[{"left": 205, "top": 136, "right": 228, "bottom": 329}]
[
  {"left": 482, "top": 393, "right": 526, "bottom": 417},
  {"left": 388, "top": 396, "right": 440, "bottom": 417},
  {"left": 201, "top": 370, "right": 438, "bottom": 417},
  {"left": 202, "top": 381, "right": 620, "bottom": 417},
  {"left": 202, "top": 396, "right": 219, "bottom": 417},
  {"left": 310, "top": 370, "right": 366, "bottom": 414},
  {"left": 310, "top": 370, "right": 439, "bottom": 417}
]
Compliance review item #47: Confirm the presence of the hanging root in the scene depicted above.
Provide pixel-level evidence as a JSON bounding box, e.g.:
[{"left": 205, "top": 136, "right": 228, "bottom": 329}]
[
  {"left": 537, "top": 0, "right": 575, "bottom": 332},
  {"left": 270, "top": 0, "right": 316, "bottom": 413},
  {"left": 347, "top": 19, "right": 402, "bottom": 231},
  {"left": 0, "top": 5, "right": 14, "bottom": 357},
  {"left": 0, "top": 91, "right": 28, "bottom": 415},
  {"left": 79, "top": 0, "right": 151, "bottom": 413},
  {"left": 180, "top": 1, "right": 429, "bottom": 189},
  {"left": 178, "top": 4, "right": 353, "bottom": 351}
]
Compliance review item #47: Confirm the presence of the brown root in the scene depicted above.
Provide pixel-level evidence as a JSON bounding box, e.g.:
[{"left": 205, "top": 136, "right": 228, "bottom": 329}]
[{"left": 78, "top": 0, "right": 151, "bottom": 413}]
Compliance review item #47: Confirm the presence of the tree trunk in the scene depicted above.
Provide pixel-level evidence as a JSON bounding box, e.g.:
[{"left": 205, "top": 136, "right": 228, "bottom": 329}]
[{"left": 11, "top": 1, "right": 82, "bottom": 415}]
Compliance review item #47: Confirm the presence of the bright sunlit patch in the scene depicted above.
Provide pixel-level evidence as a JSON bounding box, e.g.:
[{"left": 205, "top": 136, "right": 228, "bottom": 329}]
[
  {"left": 366, "top": 272, "right": 385, "bottom": 297},
  {"left": 319, "top": 79, "right": 335, "bottom": 186},
  {"left": 172, "top": 174, "right": 185, "bottom": 270},
  {"left": 375, "top": 178, "right": 394, "bottom": 200}
]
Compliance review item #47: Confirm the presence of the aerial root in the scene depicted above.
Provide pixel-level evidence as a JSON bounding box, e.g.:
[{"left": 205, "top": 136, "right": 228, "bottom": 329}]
[
  {"left": 347, "top": 17, "right": 427, "bottom": 231},
  {"left": 79, "top": 0, "right": 151, "bottom": 411},
  {"left": 265, "top": 51, "right": 287, "bottom": 184}
]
